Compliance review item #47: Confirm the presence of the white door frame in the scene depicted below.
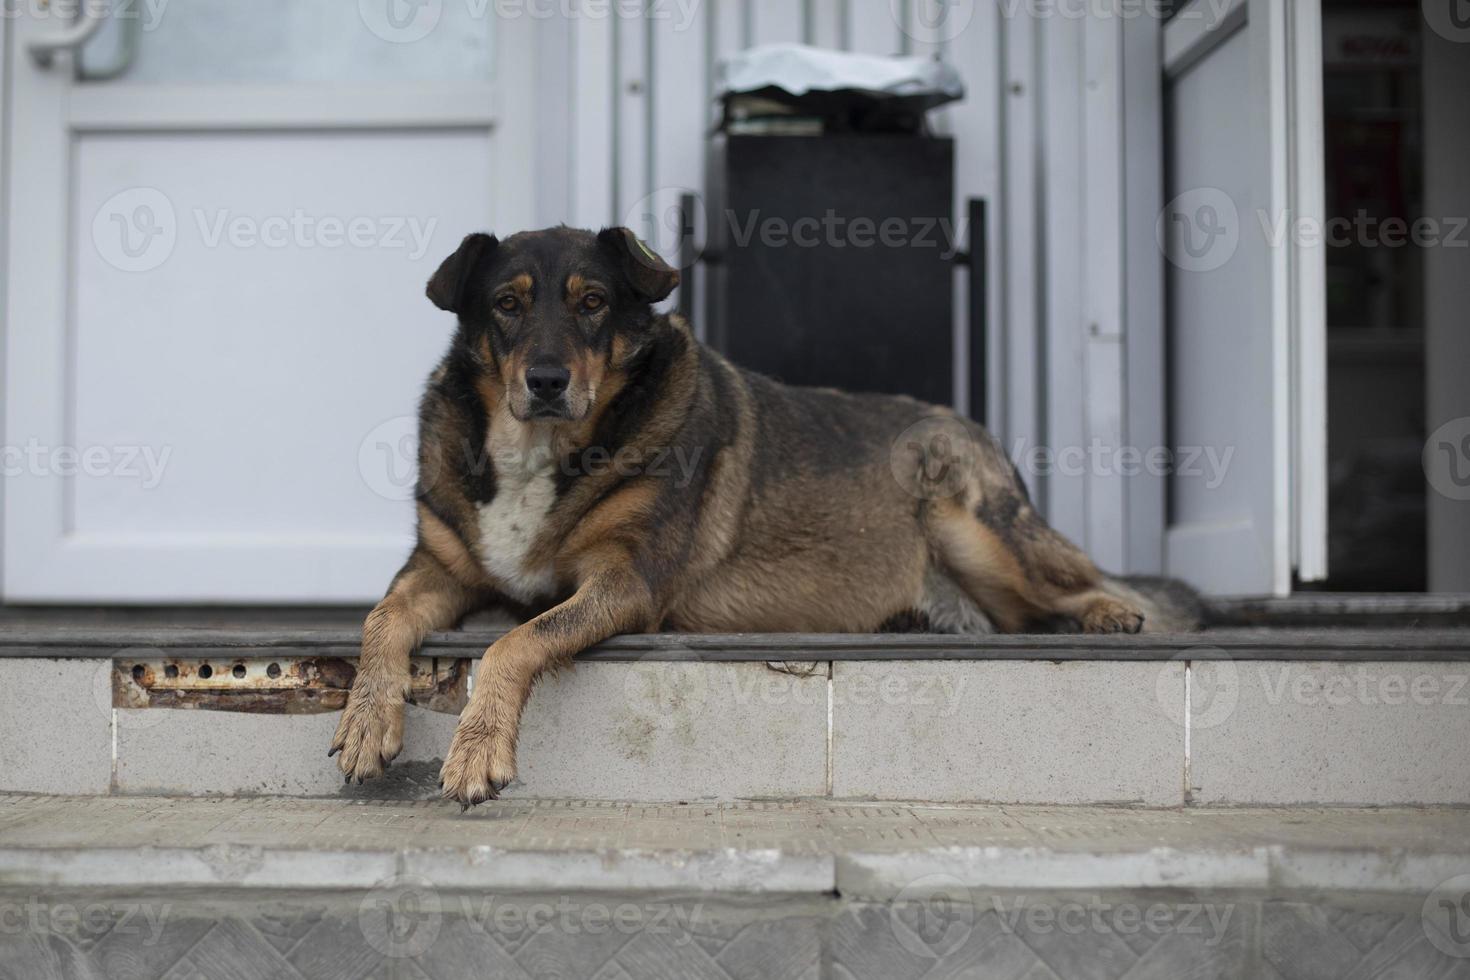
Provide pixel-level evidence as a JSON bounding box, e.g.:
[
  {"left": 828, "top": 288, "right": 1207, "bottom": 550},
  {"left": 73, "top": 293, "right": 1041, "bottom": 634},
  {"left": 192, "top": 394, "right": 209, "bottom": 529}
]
[
  {"left": 2, "top": 9, "right": 535, "bottom": 602},
  {"left": 1152, "top": 0, "right": 1327, "bottom": 595}
]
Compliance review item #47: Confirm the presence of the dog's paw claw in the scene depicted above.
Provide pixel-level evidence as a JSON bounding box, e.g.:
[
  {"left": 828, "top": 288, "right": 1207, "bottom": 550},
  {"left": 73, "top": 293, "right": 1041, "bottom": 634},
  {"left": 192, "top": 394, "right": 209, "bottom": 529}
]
[{"left": 330, "top": 689, "right": 405, "bottom": 784}]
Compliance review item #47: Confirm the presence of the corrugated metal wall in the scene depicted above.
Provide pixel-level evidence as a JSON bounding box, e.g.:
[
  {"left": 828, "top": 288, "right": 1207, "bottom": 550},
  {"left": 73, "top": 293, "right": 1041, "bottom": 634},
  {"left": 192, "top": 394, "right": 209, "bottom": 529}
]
[{"left": 527, "top": 0, "right": 1164, "bottom": 575}]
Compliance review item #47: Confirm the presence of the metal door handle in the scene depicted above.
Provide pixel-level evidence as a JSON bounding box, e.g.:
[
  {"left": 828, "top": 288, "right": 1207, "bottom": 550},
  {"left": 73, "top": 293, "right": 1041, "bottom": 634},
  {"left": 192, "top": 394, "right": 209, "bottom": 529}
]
[{"left": 29, "top": 0, "right": 107, "bottom": 67}]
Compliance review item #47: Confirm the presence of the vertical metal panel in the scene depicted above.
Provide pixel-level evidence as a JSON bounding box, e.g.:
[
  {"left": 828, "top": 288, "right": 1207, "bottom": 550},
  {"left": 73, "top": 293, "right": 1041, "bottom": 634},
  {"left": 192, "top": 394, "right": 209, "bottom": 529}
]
[
  {"left": 1122, "top": 6, "right": 1167, "bottom": 575},
  {"left": 570, "top": 0, "right": 617, "bottom": 228},
  {"left": 1082, "top": 11, "right": 1127, "bottom": 569},
  {"left": 612, "top": 5, "right": 651, "bottom": 223},
  {"left": 647, "top": 0, "right": 709, "bottom": 322},
  {"left": 752, "top": 0, "right": 804, "bottom": 45},
  {"left": 1000, "top": 6, "right": 1043, "bottom": 499},
  {"left": 1040, "top": 12, "right": 1085, "bottom": 540},
  {"left": 534, "top": 10, "right": 576, "bottom": 226},
  {"left": 809, "top": 0, "right": 846, "bottom": 49},
  {"left": 943, "top": 0, "right": 1001, "bottom": 420},
  {"left": 847, "top": 1, "right": 901, "bottom": 54},
  {"left": 1288, "top": 0, "right": 1327, "bottom": 582},
  {"left": 709, "top": 0, "right": 746, "bottom": 103}
]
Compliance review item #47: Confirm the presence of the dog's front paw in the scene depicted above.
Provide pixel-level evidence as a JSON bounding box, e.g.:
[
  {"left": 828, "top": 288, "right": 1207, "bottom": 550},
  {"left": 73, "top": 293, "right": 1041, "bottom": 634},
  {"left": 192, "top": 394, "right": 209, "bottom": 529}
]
[
  {"left": 329, "top": 685, "right": 406, "bottom": 784},
  {"left": 439, "top": 712, "right": 516, "bottom": 809},
  {"left": 1080, "top": 597, "right": 1146, "bottom": 635}
]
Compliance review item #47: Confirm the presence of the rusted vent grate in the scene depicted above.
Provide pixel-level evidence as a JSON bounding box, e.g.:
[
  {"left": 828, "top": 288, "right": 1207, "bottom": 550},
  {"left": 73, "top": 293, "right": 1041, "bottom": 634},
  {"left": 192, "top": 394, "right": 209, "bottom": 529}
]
[{"left": 112, "top": 657, "right": 467, "bottom": 714}]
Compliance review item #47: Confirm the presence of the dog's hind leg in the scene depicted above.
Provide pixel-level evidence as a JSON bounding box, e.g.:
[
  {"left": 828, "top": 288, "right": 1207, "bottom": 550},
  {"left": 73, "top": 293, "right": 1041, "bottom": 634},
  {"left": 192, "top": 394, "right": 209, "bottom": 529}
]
[
  {"left": 330, "top": 546, "right": 481, "bottom": 783},
  {"left": 927, "top": 494, "right": 1144, "bottom": 635}
]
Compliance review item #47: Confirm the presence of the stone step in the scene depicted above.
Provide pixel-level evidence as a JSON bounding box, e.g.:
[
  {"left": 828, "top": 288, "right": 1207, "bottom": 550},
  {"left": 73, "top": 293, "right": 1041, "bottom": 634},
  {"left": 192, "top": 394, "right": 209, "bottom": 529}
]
[
  {"left": 2, "top": 622, "right": 1469, "bottom": 806},
  {"left": 2, "top": 795, "right": 1470, "bottom": 978}
]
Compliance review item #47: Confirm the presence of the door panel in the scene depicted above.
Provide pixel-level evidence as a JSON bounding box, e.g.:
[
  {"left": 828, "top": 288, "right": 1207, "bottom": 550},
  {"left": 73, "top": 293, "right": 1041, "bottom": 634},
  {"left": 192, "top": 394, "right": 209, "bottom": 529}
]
[
  {"left": 1159, "top": 0, "right": 1325, "bottom": 596},
  {"left": 4, "top": 6, "right": 532, "bottom": 601},
  {"left": 72, "top": 132, "right": 489, "bottom": 537},
  {"left": 1163, "top": 25, "right": 1277, "bottom": 594}
]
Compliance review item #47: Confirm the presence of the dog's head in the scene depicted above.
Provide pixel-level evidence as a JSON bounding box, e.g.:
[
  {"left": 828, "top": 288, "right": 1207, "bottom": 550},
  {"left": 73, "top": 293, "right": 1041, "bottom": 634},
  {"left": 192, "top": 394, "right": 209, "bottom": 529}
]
[{"left": 427, "top": 226, "right": 679, "bottom": 423}]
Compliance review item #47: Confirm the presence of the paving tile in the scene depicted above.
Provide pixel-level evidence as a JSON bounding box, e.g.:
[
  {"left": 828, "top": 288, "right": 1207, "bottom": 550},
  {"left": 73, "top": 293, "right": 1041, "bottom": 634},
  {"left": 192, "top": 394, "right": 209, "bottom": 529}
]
[
  {"left": 1190, "top": 661, "right": 1470, "bottom": 804},
  {"left": 0, "top": 659, "right": 112, "bottom": 795},
  {"left": 830, "top": 662, "right": 1185, "bottom": 805}
]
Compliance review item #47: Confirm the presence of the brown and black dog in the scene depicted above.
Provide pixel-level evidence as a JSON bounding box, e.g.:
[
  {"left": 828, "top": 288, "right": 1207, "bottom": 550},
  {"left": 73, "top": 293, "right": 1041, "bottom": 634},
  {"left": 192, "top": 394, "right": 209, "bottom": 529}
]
[{"left": 330, "top": 225, "right": 1200, "bottom": 807}]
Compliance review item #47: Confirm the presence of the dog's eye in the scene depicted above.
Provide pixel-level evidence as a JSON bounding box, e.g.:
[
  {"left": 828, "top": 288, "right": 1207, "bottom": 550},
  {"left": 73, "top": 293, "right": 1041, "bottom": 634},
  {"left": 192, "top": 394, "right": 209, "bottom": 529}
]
[
  {"left": 581, "top": 293, "right": 606, "bottom": 314},
  {"left": 496, "top": 295, "right": 520, "bottom": 314}
]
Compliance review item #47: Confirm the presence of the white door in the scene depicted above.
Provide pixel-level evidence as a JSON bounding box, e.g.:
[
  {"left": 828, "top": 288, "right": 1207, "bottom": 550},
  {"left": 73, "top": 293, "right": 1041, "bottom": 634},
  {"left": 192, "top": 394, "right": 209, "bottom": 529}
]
[
  {"left": 1158, "top": 0, "right": 1326, "bottom": 595},
  {"left": 3, "top": 1, "right": 532, "bottom": 601}
]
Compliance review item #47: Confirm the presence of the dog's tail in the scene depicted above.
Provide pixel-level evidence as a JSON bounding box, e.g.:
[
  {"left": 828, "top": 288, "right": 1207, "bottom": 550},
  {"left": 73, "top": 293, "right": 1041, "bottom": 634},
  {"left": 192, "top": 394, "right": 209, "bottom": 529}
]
[{"left": 1101, "top": 575, "right": 1206, "bottom": 633}]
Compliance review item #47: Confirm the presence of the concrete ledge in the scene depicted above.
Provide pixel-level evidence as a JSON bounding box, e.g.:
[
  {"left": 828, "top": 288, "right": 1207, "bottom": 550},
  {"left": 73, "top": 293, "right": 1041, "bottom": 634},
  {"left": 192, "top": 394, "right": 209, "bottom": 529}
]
[{"left": 2, "top": 796, "right": 1468, "bottom": 898}]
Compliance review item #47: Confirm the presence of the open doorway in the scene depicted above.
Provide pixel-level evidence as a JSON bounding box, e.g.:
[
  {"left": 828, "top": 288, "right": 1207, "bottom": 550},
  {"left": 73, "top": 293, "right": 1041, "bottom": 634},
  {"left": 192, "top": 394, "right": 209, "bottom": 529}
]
[{"left": 1319, "top": 0, "right": 1430, "bottom": 591}]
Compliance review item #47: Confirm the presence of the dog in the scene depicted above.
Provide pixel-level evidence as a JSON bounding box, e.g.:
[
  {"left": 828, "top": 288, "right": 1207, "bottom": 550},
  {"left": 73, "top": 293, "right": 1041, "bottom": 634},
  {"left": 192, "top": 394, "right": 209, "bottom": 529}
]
[{"left": 330, "top": 225, "right": 1201, "bottom": 807}]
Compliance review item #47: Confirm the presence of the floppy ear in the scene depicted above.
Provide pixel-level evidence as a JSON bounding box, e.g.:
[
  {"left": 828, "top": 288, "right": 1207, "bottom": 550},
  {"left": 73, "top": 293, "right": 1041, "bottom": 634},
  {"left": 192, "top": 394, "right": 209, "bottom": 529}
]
[
  {"left": 597, "top": 227, "right": 680, "bottom": 303},
  {"left": 426, "top": 233, "right": 498, "bottom": 313}
]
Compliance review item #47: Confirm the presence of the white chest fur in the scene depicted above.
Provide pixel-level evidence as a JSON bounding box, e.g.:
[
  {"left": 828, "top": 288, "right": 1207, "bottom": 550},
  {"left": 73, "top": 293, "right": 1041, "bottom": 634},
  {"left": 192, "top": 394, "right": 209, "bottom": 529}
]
[{"left": 476, "top": 423, "right": 559, "bottom": 603}]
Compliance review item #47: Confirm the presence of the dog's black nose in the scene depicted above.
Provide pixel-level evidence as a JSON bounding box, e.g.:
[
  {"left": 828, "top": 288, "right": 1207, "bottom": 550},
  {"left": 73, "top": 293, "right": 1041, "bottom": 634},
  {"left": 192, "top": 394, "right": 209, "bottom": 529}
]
[{"left": 525, "top": 366, "right": 571, "bottom": 401}]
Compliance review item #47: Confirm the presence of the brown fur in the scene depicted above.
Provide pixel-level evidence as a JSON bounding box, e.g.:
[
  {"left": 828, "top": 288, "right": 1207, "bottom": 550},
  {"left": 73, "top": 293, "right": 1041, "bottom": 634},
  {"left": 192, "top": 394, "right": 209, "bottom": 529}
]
[{"left": 332, "top": 226, "right": 1198, "bottom": 805}]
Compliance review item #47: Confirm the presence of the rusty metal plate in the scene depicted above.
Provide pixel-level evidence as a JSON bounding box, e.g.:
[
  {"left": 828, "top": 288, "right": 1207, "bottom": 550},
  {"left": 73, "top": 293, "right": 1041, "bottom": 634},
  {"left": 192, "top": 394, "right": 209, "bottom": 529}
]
[{"left": 111, "top": 656, "right": 467, "bottom": 715}]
